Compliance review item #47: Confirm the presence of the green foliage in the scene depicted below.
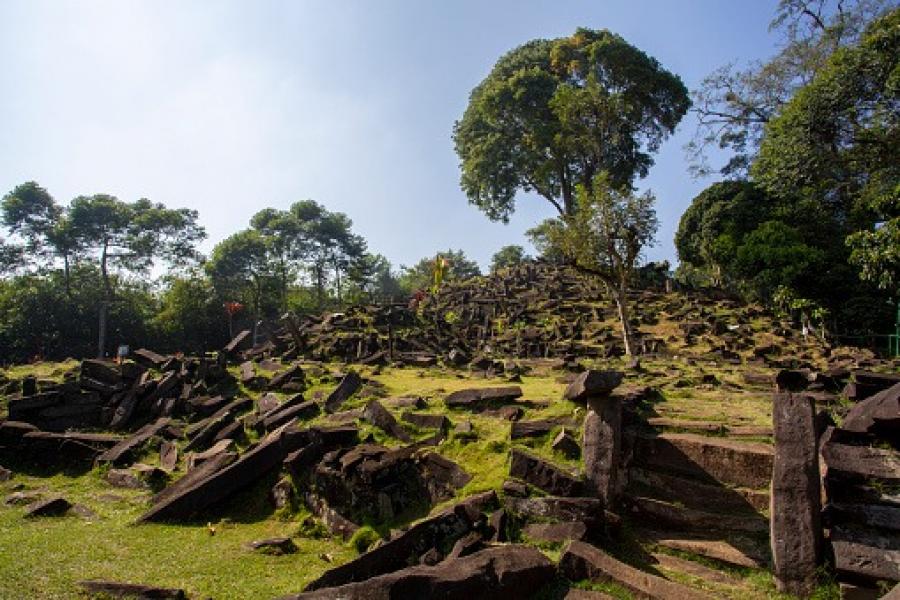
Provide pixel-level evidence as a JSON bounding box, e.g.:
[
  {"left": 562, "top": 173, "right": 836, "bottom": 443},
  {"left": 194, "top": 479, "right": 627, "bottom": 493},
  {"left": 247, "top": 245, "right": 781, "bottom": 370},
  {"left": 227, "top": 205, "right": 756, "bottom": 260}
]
[
  {"left": 398, "top": 249, "right": 481, "bottom": 294},
  {"left": 347, "top": 525, "right": 381, "bottom": 554},
  {"left": 454, "top": 28, "right": 689, "bottom": 221},
  {"left": 490, "top": 245, "right": 529, "bottom": 272}
]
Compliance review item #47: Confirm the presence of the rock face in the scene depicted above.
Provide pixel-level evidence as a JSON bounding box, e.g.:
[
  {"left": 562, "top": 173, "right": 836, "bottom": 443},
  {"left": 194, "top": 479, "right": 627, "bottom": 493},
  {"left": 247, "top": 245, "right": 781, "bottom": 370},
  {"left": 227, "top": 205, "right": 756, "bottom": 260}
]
[
  {"left": 841, "top": 382, "right": 900, "bottom": 437},
  {"left": 771, "top": 393, "right": 821, "bottom": 597},
  {"left": 282, "top": 545, "right": 555, "bottom": 600}
]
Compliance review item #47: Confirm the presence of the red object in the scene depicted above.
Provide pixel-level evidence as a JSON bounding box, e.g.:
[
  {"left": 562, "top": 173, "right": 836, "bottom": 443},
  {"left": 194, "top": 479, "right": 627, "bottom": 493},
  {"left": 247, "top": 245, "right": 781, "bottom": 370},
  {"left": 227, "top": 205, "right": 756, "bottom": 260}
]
[{"left": 223, "top": 301, "right": 244, "bottom": 316}]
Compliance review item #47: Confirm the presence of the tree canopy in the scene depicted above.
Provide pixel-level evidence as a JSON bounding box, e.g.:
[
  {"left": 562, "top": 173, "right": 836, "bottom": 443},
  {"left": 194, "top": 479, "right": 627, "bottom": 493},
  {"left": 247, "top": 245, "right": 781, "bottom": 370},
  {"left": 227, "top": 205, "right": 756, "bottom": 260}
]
[{"left": 453, "top": 28, "right": 689, "bottom": 222}]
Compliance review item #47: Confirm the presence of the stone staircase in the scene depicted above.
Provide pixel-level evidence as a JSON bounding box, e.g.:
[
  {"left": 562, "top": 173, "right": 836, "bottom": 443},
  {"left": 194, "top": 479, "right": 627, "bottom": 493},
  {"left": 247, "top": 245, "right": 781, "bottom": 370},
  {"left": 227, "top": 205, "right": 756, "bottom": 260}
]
[{"left": 623, "top": 429, "right": 774, "bottom": 572}]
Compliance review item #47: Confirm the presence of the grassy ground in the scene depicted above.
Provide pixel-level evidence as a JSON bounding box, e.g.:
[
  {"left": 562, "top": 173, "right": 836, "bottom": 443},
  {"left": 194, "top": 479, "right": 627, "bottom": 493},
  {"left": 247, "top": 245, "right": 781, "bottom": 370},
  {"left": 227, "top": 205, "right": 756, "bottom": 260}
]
[{"left": 0, "top": 354, "right": 818, "bottom": 599}]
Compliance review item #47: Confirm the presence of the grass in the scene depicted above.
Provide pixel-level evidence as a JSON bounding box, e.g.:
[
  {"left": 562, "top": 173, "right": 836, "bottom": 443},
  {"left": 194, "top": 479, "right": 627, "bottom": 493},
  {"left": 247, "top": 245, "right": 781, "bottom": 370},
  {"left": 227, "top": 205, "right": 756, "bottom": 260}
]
[{"left": 0, "top": 345, "right": 795, "bottom": 599}]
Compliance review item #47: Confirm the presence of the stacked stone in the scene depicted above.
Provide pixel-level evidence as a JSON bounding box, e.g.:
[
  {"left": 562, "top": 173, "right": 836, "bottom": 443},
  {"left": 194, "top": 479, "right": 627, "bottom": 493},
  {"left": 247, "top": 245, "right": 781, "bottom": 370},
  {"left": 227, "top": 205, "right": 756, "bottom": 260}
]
[{"left": 563, "top": 370, "right": 624, "bottom": 508}]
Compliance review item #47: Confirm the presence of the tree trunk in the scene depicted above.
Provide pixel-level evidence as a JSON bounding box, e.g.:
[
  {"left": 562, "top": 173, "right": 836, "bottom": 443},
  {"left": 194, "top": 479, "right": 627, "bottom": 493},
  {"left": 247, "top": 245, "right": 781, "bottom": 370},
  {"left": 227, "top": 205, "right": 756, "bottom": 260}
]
[
  {"left": 63, "top": 253, "right": 72, "bottom": 298},
  {"left": 97, "top": 301, "right": 108, "bottom": 359},
  {"left": 614, "top": 284, "right": 635, "bottom": 357}
]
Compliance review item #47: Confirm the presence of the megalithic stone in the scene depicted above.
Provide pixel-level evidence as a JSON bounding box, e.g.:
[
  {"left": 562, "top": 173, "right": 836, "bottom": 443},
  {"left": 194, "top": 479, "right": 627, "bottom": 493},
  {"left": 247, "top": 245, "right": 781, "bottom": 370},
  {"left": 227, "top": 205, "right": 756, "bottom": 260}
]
[
  {"left": 771, "top": 392, "right": 821, "bottom": 597},
  {"left": 583, "top": 395, "right": 622, "bottom": 508}
]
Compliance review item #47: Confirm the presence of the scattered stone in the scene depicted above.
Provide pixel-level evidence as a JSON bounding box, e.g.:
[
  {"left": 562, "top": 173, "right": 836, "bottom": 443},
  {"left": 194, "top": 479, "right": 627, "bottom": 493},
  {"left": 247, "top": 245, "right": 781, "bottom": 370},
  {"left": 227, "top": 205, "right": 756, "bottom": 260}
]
[
  {"left": 401, "top": 412, "right": 450, "bottom": 431},
  {"left": 284, "top": 545, "right": 555, "bottom": 600},
  {"left": 523, "top": 521, "right": 589, "bottom": 543},
  {"left": 831, "top": 525, "right": 900, "bottom": 582},
  {"left": 510, "top": 420, "right": 555, "bottom": 439},
  {"left": 324, "top": 371, "right": 362, "bottom": 413},
  {"left": 363, "top": 400, "right": 412, "bottom": 442},
  {"left": 446, "top": 530, "right": 484, "bottom": 559},
  {"left": 501, "top": 480, "right": 528, "bottom": 498},
  {"left": 249, "top": 537, "right": 297, "bottom": 555},
  {"left": 628, "top": 496, "right": 767, "bottom": 534},
  {"left": 552, "top": 429, "right": 581, "bottom": 459},
  {"left": 78, "top": 580, "right": 186, "bottom": 599},
  {"left": 444, "top": 386, "right": 522, "bottom": 410},
  {"left": 5, "top": 491, "right": 42, "bottom": 506},
  {"left": 271, "top": 476, "right": 294, "bottom": 510},
  {"left": 159, "top": 441, "right": 178, "bottom": 471},
  {"left": 24, "top": 495, "right": 72, "bottom": 518},
  {"left": 841, "top": 382, "right": 900, "bottom": 438},
  {"left": 488, "top": 508, "right": 508, "bottom": 542},
  {"left": 504, "top": 496, "right": 603, "bottom": 526},
  {"left": 563, "top": 370, "right": 623, "bottom": 402},
  {"left": 559, "top": 540, "right": 712, "bottom": 600},
  {"left": 96, "top": 418, "right": 171, "bottom": 468},
  {"left": 419, "top": 547, "right": 443, "bottom": 566},
  {"left": 509, "top": 449, "right": 583, "bottom": 497},
  {"left": 385, "top": 397, "right": 426, "bottom": 409}
]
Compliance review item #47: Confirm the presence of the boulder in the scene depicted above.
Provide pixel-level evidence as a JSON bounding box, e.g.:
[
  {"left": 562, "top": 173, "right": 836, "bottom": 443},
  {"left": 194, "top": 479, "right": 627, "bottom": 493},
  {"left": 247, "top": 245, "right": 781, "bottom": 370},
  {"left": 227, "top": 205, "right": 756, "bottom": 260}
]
[
  {"left": 401, "top": 412, "right": 450, "bottom": 431},
  {"left": 96, "top": 418, "right": 171, "bottom": 468},
  {"left": 282, "top": 545, "right": 555, "bottom": 600},
  {"left": 583, "top": 396, "right": 622, "bottom": 506},
  {"left": 563, "top": 370, "right": 623, "bottom": 402},
  {"left": 444, "top": 386, "right": 522, "bottom": 410},
  {"left": 832, "top": 525, "right": 900, "bottom": 582},
  {"left": 249, "top": 537, "right": 297, "bottom": 555},
  {"left": 523, "top": 521, "right": 589, "bottom": 543},
  {"left": 324, "top": 371, "right": 362, "bottom": 413},
  {"left": 504, "top": 496, "right": 603, "bottom": 526},
  {"left": 841, "top": 382, "right": 899, "bottom": 438},
  {"left": 24, "top": 496, "right": 72, "bottom": 518},
  {"left": 552, "top": 429, "right": 581, "bottom": 459},
  {"left": 559, "top": 540, "right": 712, "bottom": 600},
  {"left": 510, "top": 420, "right": 556, "bottom": 439},
  {"left": 363, "top": 400, "right": 412, "bottom": 442},
  {"left": 509, "top": 449, "right": 583, "bottom": 497}
]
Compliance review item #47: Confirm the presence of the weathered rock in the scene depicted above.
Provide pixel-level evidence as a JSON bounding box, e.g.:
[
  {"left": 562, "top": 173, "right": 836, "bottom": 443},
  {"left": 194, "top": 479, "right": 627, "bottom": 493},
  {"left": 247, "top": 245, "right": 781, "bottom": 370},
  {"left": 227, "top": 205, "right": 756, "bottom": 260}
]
[
  {"left": 401, "top": 412, "right": 450, "bottom": 431},
  {"left": 324, "top": 371, "right": 362, "bottom": 413},
  {"left": 186, "top": 439, "right": 235, "bottom": 470},
  {"left": 363, "top": 400, "right": 411, "bottom": 442},
  {"left": 283, "top": 545, "right": 555, "bottom": 600},
  {"left": 771, "top": 393, "right": 821, "bottom": 597},
  {"left": 444, "top": 386, "right": 522, "bottom": 410},
  {"left": 249, "top": 537, "right": 297, "bottom": 555},
  {"left": 419, "top": 452, "right": 473, "bottom": 501},
  {"left": 523, "top": 521, "right": 589, "bottom": 543},
  {"left": 841, "top": 382, "right": 900, "bottom": 438},
  {"left": 159, "top": 441, "right": 178, "bottom": 471},
  {"left": 96, "top": 418, "right": 171, "bottom": 468},
  {"left": 0, "top": 465, "right": 11, "bottom": 482},
  {"left": 831, "top": 525, "right": 900, "bottom": 582},
  {"left": 564, "top": 370, "right": 623, "bottom": 402},
  {"left": 139, "top": 428, "right": 289, "bottom": 522},
  {"left": 822, "top": 438, "right": 900, "bottom": 482},
  {"left": 385, "top": 396, "right": 426, "bottom": 409},
  {"left": 504, "top": 496, "right": 603, "bottom": 526},
  {"left": 552, "top": 428, "right": 581, "bottom": 459},
  {"left": 510, "top": 420, "right": 555, "bottom": 439},
  {"left": 627, "top": 468, "right": 769, "bottom": 513},
  {"left": 78, "top": 580, "right": 186, "bottom": 599},
  {"left": 501, "top": 479, "right": 529, "bottom": 497},
  {"left": 260, "top": 400, "right": 320, "bottom": 432},
  {"left": 223, "top": 329, "right": 251, "bottom": 355},
  {"left": 488, "top": 508, "right": 508, "bottom": 542},
  {"left": 131, "top": 348, "right": 168, "bottom": 368},
  {"left": 559, "top": 540, "right": 712, "bottom": 600},
  {"left": 446, "top": 530, "right": 484, "bottom": 559},
  {"left": 24, "top": 495, "right": 72, "bottom": 517},
  {"left": 509, "top": 449, "right": 583, "bottom": 497},
  {"left": 304, "top": 494, "right": 488, "bottom": 591},
  {"left": 583, "top": 396, "right": 622, "bottom": 506},
  {"left": 631, "top": 432, "right": 774, "bottom": 489},
  {"left": 628, "top": 496, "right": 767, "bottom": 534}
]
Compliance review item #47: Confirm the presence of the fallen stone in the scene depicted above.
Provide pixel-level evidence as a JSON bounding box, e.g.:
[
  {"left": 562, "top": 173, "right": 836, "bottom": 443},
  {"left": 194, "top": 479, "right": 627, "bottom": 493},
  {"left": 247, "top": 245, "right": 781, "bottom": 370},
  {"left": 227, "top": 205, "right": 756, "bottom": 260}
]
[
  {"left": 627, "top": 468, "right": 769, "bottom": 513},
  {"left": 504, "top": 496, "right": 603, "bottom": 526},
  {"left": 822, "top": 439, "right": 900, "bottom": 482},
  {"left": 509, "top": 449, "right": 583, "bottom": 497},
  {"left": 825, "top": 502, "right": 900, "bottom": 532},
  {"left": 832, "top": 525, "right": 900, "bottom": 582},
  {"left": 523, "top": 521, "right": 589, "bottom": 543},
  {"left": 5, "top": 491, "right": 41, "bottom": 506},
  {"left": 260, "top": 400, "right": 320, "bottom": 432},
  {"left": 78, "top": 580, "right": 186, "bottom": 599},
  {"left": 841, "top": 382, "right": 900, "bottom": 438},
  {"left": 510, "top": 420, "right": 555, "bottom": 439},
  {"left": 401, "top": 412, "right": 450, "bottom": 431},
  {"left": 223, "top": 329, "right": 251, "bottom": 355},
  {"left": 489, "top": 508, "right": 508, "bottom": 542},
  {"left": 96, "top": 418, "right": 171, "bottom": 468},
  {"left": 281, "top": 545, "right": 555, "bottom": 600},
  {"left": 419, "top": 452, "right": 473, "bottom": 501},
  {"left": 249, "top": 537, "right": 297, "bottom": 555},
  {"left": 639, "top": 530, "right": 767, "bottom": 569},
  {"left": 24, "top": 496, "right": 72, "bottom": 518},
  {"left": 0, "top": 465, "right": 11, "bottom": 482},
  {"left": 559, "top": 540, "right": 712, "bottom": 600},
  {"left": 563, "top": 370, "right": 623, "bottom": 402},
  {"left": 159, "top": 441, "right": 178, "bottom": 471},
  {"left": 187, "top": 439, "right": 234, "bottom": 471},
  {"left": 363, "top": 400, "right": 412, "bottom": 442},
  {"left": 552, "top": 429, "right": 581, "bottom": 459},
  {"left": 324, "top": 371, "right": 362, "bottom": 413},
  {"left": 583, "top": 396, "right": 622, "bottom": 506},
  {"left": 501, "top": 479, "right": 528, "bottom": 498},
  {"left": 628, "top": 496, "right": 767, "bottom": 534},
  {"left": 444, "top": 386, "right": 522, "bottom": 410},
  {"left": 385, "top": 397, "right": 426, "bottom": 409},
  {"left": 446, "top": 530, "right": 484, "bottom": 559}
]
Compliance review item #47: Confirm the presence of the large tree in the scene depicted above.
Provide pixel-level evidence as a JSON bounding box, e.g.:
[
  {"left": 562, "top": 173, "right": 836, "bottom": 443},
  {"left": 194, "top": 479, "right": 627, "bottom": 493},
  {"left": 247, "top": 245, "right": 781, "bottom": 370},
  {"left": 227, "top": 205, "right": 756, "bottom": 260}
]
[
  {"left": 453, "top": 28, "right": 689, "bottom": 222},
  {"left": 544, "top": 174, "right": 659, "bottom": 357},
  {"left": 490, "top": 245, "right": 530, "bottom": 272},
  {"left": 688, "top": 0, "right": 893, "bottom": 177},
  {"left": 399, "top": 249, "right": 481, "bottom": 294},
  {"left": 752, "top": 8, "right": 899, "bottom": 294}
]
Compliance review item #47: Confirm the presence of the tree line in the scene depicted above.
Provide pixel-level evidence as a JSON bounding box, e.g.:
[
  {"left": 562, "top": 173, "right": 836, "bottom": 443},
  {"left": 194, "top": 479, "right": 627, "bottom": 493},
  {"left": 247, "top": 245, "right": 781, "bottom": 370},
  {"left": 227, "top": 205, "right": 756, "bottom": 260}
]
[{"left": 1, "top": 0, "right": 896, "bottom": 362}]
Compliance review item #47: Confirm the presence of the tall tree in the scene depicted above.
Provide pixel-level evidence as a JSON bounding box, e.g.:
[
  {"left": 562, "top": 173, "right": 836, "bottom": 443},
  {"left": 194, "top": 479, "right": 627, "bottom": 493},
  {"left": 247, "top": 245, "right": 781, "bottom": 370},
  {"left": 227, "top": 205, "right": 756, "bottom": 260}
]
[
  {"left": 399, "top": 249, "right": 481, "bottom": 294},
  {"left": 688, "top": 0, "right": 892, "bottom": 177},
  {"left": 544, "top": 174, "right": 658, "bottom": 357},
  {"left": 453, "top": 28, "right": 689, "bottom": 221},
  {"left": 67, "top": 194, "right": 205, "bottom": 357},
  {"left": 1, "top": 182, "right": 81, "bottom": 295}
]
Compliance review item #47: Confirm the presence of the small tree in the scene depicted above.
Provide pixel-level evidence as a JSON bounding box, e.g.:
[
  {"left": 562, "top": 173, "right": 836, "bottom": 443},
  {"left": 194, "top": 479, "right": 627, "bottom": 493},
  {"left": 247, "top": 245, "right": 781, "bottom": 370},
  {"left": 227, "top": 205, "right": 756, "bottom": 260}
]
[{"left": 547, "top": 174, "right": 658, "bottom": 356}]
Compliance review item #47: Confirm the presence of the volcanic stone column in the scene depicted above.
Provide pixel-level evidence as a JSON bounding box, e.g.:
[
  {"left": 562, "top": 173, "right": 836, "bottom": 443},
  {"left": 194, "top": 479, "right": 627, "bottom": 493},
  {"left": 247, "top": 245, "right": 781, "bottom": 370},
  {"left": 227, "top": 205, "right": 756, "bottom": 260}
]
[
  {"left": 771, "top": 392, "right": 822, "bottom": 598},
  {"left": 564, "top": 370, "right": 624, "bottom": 508}
]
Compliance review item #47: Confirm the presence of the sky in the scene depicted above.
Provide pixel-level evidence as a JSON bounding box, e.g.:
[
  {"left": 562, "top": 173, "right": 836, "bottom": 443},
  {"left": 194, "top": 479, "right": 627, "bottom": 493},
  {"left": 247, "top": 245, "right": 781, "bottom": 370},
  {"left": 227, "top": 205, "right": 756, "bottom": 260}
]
[{"left": 0, "top": 0, "right": 781, "bottom": 272}]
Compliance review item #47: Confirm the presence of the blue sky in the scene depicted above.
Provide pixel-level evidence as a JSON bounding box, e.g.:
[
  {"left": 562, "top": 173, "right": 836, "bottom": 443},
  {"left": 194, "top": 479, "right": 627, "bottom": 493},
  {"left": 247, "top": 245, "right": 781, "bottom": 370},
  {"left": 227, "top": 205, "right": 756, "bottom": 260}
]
[{"left": 0, "top": 1, "right": 779, "bottom": 272}]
